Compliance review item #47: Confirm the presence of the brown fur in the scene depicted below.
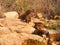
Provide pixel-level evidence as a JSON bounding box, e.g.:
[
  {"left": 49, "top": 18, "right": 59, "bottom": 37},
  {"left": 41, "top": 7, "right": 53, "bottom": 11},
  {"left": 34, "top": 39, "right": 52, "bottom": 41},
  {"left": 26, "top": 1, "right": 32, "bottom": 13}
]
[
  {"left": 34, "top": 22, "right": 45, "bottom": 30},
  {"left": 33, "top": 29, "right": 49, "bottom": 37},
  {"left": 33, "top": 22, "right": 48, "bottom": 37},
  {"left": 34, "top": 22, "right": 60, "bottom": 45},
  {"left": 19, "top": 9, "right": 35, "bottom": 23}
]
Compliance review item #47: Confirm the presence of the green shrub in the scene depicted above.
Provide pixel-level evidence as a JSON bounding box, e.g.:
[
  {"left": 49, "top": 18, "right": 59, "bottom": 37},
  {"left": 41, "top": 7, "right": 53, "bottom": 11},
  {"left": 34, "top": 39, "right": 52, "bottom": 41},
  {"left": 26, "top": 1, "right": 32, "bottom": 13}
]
[
  {"left": 48, "top": 25, "right": 57, "bottom": 30},
  {"left": 48, "top": 20, "right": 60, "bottom": 30}
]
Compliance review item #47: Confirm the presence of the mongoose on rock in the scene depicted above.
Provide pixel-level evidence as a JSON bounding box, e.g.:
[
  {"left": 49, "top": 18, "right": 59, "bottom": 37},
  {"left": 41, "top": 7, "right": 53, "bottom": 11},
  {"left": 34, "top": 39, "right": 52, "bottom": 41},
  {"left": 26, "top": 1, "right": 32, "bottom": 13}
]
[{"left": 19, "top": 9, "right": 35, "bottom": 23}]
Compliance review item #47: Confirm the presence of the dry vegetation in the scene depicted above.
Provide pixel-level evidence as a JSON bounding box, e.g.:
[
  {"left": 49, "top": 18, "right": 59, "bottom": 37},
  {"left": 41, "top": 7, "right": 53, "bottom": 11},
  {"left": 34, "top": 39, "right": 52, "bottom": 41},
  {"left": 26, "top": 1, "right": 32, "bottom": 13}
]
[
  {"left": 0, "top": 0, "right": 60, "bottom": 14},
  {"left": 0, "top": 0, "right": 59, "bottom": 20}
]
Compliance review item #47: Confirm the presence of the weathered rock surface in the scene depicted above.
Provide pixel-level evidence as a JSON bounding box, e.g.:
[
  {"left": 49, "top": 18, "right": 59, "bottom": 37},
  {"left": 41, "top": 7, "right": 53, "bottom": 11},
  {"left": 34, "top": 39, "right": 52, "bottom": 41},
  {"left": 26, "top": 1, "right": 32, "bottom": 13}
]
[
  {"left": 0, "top": 27, "right": 11, "bottom": 35},
  {"left": 3, "top": 11, "right": 19, "bottom": 19},
  {"left": 8, "top": 26, "right": 35, "bottom": 33},
  {"left": 0, "top": 33, "right": 47, "bottom": 45},
  {"left": 0, "top": 17, "right": 59, "bottom": 45},
  {"left": 0, "top": 18, "right": 48, "bottom": 45},
  {"left": 0, "top": 19, "right": 35, "bottom": 34}
]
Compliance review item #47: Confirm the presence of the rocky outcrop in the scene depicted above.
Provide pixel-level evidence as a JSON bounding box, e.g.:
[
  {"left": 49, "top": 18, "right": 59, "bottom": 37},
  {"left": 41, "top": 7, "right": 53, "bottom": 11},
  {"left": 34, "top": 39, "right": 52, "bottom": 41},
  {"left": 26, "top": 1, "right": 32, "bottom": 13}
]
[
  {"left": 3, "top": 11, "right": 19, "bottom": 19},
  {"left": 0, "top": 27, "right": 11, "bottom": 35},
  {"left": 0, "top": 33, "right": 47, "bottom": 45},
  {"left": 0, "top": 18, "right": 48, "bottom": 45},
  {"left": 0, "top": 19, "right": 35, "bottom": 34},
  {"left": 0, "top": 15, "right": 59, "bottom": 45},
  {"left": 8, "top": 26, "right": 35, "bottom": 33}
]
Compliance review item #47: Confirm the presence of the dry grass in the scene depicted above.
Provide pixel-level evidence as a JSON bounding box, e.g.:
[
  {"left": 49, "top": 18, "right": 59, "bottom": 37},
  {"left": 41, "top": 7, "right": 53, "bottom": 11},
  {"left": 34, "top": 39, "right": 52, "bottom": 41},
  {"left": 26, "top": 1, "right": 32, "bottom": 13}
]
[{"left": 0, "top": 0, "right": 60, "bottom": 19}]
